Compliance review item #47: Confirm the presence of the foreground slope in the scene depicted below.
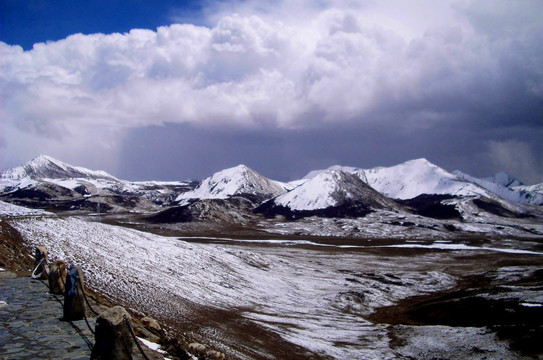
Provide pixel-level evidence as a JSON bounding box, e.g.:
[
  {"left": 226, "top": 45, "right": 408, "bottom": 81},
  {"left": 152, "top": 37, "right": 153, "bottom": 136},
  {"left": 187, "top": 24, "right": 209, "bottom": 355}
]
[{"left": 5, "top": 209, "right": 543, "bottom": 360}]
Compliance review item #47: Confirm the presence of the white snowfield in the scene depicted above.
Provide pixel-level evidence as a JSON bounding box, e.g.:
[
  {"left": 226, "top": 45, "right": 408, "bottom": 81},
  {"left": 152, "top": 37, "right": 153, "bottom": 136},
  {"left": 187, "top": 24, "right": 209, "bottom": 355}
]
[
  {"left": 0, "top": 200, "right": 53, "bottom": 217},
  {"left": 175, "top": 164, "right": 287, "bottom": 204},
  {"left": 9, "top": 215, "right": 542, "bottom": 359}
]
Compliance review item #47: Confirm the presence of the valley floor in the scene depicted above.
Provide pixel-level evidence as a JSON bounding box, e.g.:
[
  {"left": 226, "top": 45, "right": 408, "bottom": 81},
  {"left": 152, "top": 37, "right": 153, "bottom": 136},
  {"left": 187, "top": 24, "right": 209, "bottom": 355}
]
[{"left": 2, "top": 212, "right": 543, "bottom": 359}]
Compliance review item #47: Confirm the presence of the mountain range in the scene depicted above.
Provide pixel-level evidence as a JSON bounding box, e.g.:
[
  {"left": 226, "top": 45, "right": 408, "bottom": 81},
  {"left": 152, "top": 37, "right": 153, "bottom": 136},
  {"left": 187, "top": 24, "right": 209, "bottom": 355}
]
[{"left": 1, "top": 155, "right": 542, "bottom": 223}]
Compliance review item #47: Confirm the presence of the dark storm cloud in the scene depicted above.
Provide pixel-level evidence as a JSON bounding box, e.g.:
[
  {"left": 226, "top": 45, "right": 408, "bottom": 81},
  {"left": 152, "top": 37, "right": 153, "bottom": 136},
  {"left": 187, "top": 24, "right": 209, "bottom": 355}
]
[
  {"left": 1, "top": 0, "right": 542, "bottom": 183},
  {"left": 117, "top": 120, "right": 543, "bottom": 184}
]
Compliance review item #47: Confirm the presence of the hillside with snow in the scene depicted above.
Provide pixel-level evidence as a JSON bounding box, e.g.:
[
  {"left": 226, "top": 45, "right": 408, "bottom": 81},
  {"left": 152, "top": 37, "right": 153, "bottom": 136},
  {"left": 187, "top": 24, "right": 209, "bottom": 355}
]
[
  {"left": 483, "top": 171, "right": 524, "bottom": 188},
  {"left": 3, "top": 204, "right": 542, "bottom": 359},
  {"left": 175, "top": 165, "right": 287, "bottom": 205},
  {"left": 453, "top": 171, "right": 543, "bottom": 206},
  {"left": 259, "top": 170, "right": 399, "bottom": 219}
]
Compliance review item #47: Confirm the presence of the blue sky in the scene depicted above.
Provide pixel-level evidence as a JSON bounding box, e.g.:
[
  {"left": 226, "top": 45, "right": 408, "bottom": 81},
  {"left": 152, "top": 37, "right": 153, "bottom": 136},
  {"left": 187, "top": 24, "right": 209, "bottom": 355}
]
[
  {"left": 1, "top": 0, "right": 205, "bottom": 49},
  {"left": 1, "top": 0, "right": 542, "bottom": 183}
]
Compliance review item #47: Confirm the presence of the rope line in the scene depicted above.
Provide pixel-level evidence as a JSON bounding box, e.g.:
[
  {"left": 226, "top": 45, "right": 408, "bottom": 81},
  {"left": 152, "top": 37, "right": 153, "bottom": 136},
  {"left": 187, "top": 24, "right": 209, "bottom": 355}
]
[
  {"left": 124, "top": 316, "right": 152, "bottom": 360},
  {"left": 31, "top": 258, "right": 44, "bottom": 279},
  {"left": 59, "top": 268, "right": 66, "bottom": 288},
  {"left": 77, "top": 276, "right": 100, "bottom": 316},
  {"left": 74, "top": 274, "right": 96, "bottom": 335}
]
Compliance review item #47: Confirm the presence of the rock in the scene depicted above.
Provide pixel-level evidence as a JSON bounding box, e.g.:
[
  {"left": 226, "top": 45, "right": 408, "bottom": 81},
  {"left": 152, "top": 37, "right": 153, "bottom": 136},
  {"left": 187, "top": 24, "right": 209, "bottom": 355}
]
[
  {"left": 48, "top": 259, "right": 67, "bottom": 295},
  {"left": 188, "top": 342, "right": 206, "bottom": 357},
  {"left": 91, "top": 306, "right": 133, "bottom": 360},
  {"left": 206, "top": 349, "right": 226, "bottom": 360},
  {"left": 141, "top": 316, "right": 161, "bottom": 333},
  {"left": 62, "top": 265, "right": 85, "bottom": 321},
  {"left": 0, "top": 270, "right": 17, "bottom": 279}
]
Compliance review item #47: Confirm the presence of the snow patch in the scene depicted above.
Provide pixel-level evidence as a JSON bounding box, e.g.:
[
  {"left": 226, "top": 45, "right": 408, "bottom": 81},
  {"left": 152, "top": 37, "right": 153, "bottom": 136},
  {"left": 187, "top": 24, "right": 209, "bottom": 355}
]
[{"left": 0, "top": 201, "right": 54, "bottom": 217}]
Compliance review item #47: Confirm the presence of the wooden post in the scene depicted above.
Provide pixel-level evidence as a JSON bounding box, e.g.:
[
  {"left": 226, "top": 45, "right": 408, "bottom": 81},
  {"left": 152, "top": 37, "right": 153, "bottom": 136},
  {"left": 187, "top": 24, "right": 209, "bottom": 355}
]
[
  {"left": 48, "top": 259, "right": 67, "bottom": 295},
  {"left": 63, "top": 265, "right": 86, "bottom": 321},
  {"left": 91, "top": 306, "right": 134, "bottom": 360}
]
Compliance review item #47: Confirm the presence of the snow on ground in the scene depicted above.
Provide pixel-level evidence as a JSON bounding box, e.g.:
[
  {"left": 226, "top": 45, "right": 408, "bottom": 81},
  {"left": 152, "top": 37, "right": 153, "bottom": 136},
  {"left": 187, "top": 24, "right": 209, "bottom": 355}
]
[
  {"left": 5, "top": 216, "right": 461, "bottom": 359},
  {"left": 0, "top": 178, "right": 38, "bottom": 194},
  {"left": 0, "top": 201, "right": 54, "bottom": 217},
  {"left": 377, "top": 243, "right": 543, "bottom": 255},
  {"left": 391, "top": 325, "right": 515, "bottom": 360},
  {"left": 9, "top": 215, "right": 543, "bottom": 359},
  {"left": 259, "top": 209, "right": 543, "bottom": 240}
]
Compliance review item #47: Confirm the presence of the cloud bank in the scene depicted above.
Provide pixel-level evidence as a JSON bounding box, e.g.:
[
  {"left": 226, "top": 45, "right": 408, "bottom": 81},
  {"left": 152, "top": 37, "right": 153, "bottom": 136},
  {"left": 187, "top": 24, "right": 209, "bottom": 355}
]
[{"left": 1, "top": 0, "right": 542, "bottom": 182}]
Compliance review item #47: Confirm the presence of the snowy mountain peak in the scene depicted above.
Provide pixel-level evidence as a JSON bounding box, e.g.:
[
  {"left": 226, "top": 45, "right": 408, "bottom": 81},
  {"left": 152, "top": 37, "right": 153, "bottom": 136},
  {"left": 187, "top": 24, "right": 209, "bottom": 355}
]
[
  {"left": 272, "top": 169, "right": 397, "bottom": 211},
  {"left": 303, "top": 165, "right": 368, "bottom": 183},
  {"left": 0, "top": 155, "right": 117, "bottom": 181},
  {"left": 482, "top": 171, "right": 524, "bottom": 188},
  {"left": 364, "top": 159, "right": 488, "bottom": 200},
  {"left": 175, "top": 164, "right": 287, "bottom": 204}
]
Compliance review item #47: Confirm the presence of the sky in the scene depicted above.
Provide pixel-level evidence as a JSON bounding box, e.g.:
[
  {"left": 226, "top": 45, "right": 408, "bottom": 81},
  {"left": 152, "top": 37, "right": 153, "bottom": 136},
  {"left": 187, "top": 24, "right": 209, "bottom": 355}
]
[{"left": 1, "top": 0, "right": 542, "bottom": 183}]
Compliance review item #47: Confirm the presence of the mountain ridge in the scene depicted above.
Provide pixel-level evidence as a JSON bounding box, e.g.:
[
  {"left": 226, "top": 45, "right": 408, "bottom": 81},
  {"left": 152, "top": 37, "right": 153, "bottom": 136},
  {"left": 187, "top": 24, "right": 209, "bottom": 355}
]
[
  {"left": 1, "top": 156, "right": 542, "bottom": 215},
  {"left": 0, "top": 155, "right": 118, "bottom": 181}
]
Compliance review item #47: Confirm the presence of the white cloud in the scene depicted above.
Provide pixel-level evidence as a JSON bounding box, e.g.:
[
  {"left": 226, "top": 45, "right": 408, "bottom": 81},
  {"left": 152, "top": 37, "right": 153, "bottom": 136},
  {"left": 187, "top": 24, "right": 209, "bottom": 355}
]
[{"left": 1, "top": 0, "right": 542, "bottom": 172}]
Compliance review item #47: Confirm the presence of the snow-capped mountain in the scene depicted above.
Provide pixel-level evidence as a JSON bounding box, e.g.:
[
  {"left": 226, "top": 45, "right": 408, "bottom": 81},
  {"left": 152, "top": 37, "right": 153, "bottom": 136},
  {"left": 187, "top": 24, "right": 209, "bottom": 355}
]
[
  {"left": 275, "top": 170, "right": 396, "bottom": 211},
  {"left": 303, "top": 160, "right": 542, "bottom": 207},
  {"left": 175, "top": 164, "right": 287, "bottom": 205},
  {"left": 453, "top": 171, "right": 543, "bottom": 206},
  {"left": 363, "top": 158, "right": 494, "bottom": 200},
  {"left": 0, "top": 155, "right": 195, "bottom": 212},
  {"left": 301, "top": 159, "right": 493, "bottom": 200},
  {"left": 257, "top": 169, "right": 400, "bottom": 219},
  {"left": 0, "top": 155, "right": 117, "bottom": 181},
  {"left": 1, "top": 155, "right": 540, "bottom": 223},
  {"left": 512, "top": 183, "right": 543, "bottom": 205},
  {"left": 303, "top": 165, "right": 368, "bottom": 183},
  {"left": 482, "top": 171, "right": 524, "bottom": 188}
]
